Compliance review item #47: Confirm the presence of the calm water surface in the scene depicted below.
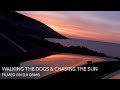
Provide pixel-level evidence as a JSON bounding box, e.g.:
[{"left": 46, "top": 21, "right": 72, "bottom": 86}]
[
  {"left": 0, "top": 54, "right": 116, "bottom": 79},
  {"left": 20, "top": 53, "right": 115, "bottom": 79}
]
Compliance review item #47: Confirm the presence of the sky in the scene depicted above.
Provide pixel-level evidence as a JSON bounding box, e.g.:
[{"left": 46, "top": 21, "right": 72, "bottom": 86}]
[{"left": 17, "top": 11, "right": 120, "bottom": 44}]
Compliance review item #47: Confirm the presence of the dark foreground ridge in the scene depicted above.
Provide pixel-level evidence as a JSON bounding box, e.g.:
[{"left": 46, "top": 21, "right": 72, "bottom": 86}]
[
  {"left": 0, "top": 11, "right": 67, "bottom": 72},
  {"left": 0, "top": 11, "right": 119, "bottom": 76}
]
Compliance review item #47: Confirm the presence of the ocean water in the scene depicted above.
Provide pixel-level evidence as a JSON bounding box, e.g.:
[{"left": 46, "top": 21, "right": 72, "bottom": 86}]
[{"left": 46, "top": 38, "right": 120, "bottom": 57}]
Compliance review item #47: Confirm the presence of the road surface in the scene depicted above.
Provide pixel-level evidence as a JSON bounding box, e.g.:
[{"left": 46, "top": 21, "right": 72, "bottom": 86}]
[
  {"left": 0, "top": 33, "right": 27, "bottom": 56},
  {"left": 0, "top": 32, "right": 50, "bottom": 68}
]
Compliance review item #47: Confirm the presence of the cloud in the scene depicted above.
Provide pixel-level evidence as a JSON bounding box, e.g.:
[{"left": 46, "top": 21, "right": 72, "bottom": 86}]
[{"left": 17, "top": 11, "right": 120, "bottom": 44}]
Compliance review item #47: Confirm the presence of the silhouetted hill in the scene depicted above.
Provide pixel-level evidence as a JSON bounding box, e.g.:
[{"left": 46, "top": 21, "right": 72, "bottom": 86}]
[
  {"left": 0, "top": 11, "right": 67, "bottom": 39},
  {"left": 0, "top": 11, "right": 67, "bottom": 71}
]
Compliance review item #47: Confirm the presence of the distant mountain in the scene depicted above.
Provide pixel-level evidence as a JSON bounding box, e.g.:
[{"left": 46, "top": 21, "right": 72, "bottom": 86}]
[{"left": 0, "top": 11, "right": 67, "bottom": 39}]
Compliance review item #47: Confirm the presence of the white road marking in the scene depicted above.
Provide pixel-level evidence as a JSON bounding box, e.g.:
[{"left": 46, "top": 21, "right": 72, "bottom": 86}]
[{"left": 0, "top": 33, "right": 28, "bottom": 52}]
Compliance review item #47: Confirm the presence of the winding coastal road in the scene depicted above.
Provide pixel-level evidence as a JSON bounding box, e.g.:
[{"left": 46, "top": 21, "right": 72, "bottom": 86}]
[
  {"left": 0, "top": 33, "right": 28, "bottom": 56},
  {"left": 0, "top": 32, "right": 52, "bottom": 74},
  {"left": 0, "top": 33, "right": 49, "bottom": 56},
  {"left": 0, "top": 32, "right": 50, "bottom": 69},
  {"left": 0, "top": 33, "right": 28, "bottom": 52}
]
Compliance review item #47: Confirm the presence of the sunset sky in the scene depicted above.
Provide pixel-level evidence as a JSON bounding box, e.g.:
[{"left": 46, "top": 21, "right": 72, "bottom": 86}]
[{"left": 17, "top": 11, "right": 120, "bottom": 44}]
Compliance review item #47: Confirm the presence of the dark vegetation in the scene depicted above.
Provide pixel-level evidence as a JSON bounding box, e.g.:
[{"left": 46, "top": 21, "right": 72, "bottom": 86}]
[
  {"left": 0, "top": 11, "right": 119, "bottom": 76},
  {"left": 0, "top": 11, "right": 119, "bottom": 60},
  {"left": 11, "top": 32, "right": 120, "bottom": 60},
  {"left": 0, "top": 11, "right": 67, "bottom": 73},
  {"left": 0, "top": 11, "right": 120, "bottom": 78}
]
